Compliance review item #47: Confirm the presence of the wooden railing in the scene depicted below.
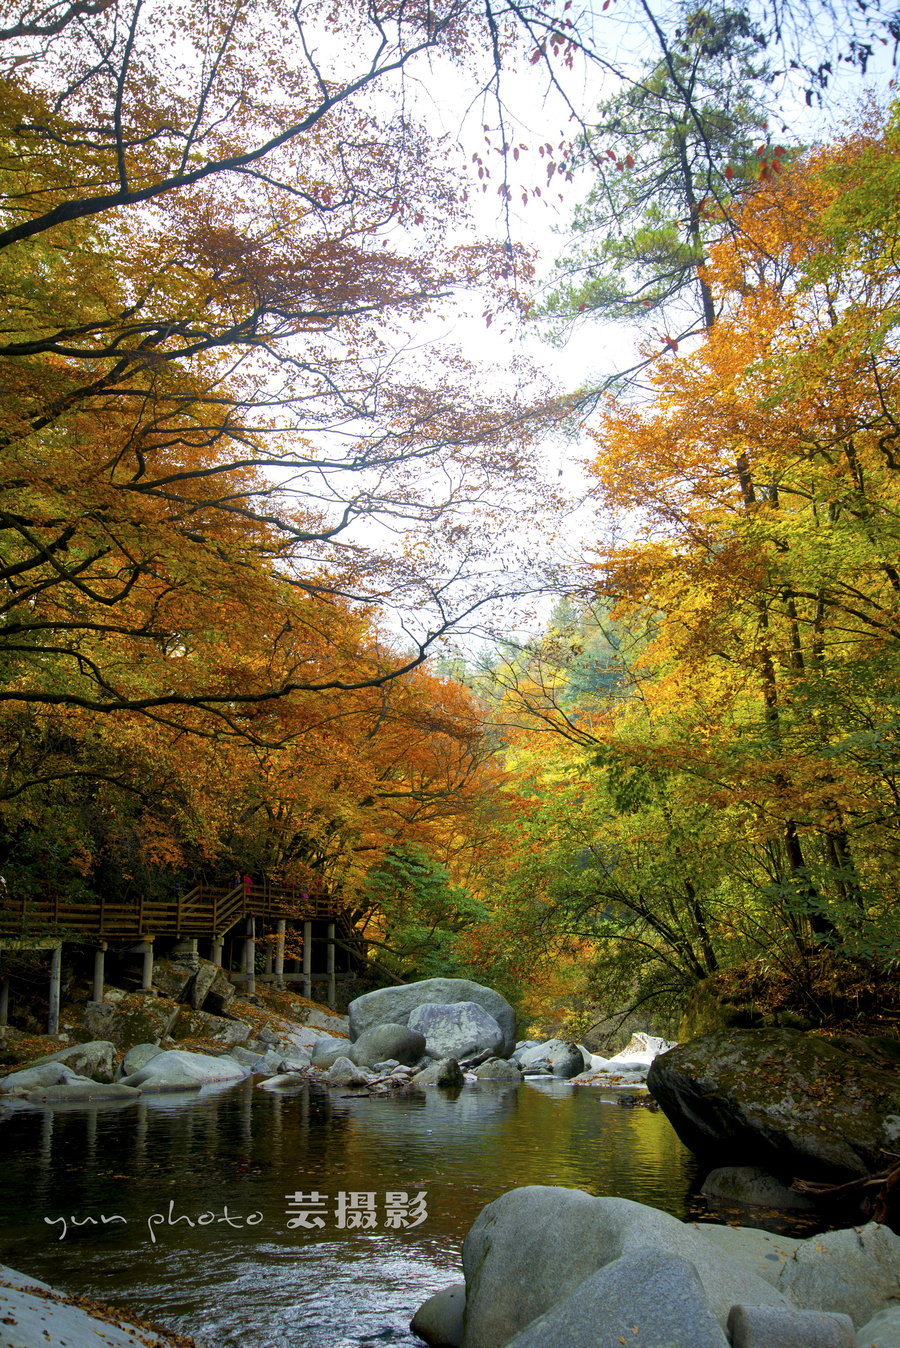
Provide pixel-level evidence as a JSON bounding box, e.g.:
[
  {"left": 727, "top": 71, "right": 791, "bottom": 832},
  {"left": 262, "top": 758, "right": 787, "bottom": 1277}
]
[{"left": 0, "top": 880, "right": 344, "bottom": 940}]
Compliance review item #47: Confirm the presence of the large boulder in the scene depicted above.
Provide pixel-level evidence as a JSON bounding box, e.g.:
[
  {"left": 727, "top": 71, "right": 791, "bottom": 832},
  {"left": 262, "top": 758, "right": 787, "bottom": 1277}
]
[
  {"left": 408, "top": 1002, "right": 504, "bottom": 1060},
  {"left": 118, "top": 1049, "right": 247, "bottom": 1091},
  {"left": 30, "top": 1040, "right": 117, "bottom": 1083},
  {"left": 348, "top": 978, "right": 516, "bottom": 1056},
  {"left": 0, "top": 1062, "right": 86, "bottom": 1093},
  {"left": 460, "top": 1186, "right": 790, "bottom": 1347},
  {"left": 80, "top": 992, "right": 180, "bottom": 1048},
  {"left": 201, "top": 964, "right": 237, "bottom": 1015},
  {"left": 311, "top": 1037, "right": 351, "bottom": 1069},
  {"left": 150, "top": 958, "right": 195, "bottom": 1001},
  {"left": 695, "top": 1217, "right": 900, "bottom": 1328},
  {"left": 348, "top": 1022, "right": 426, "bottom": 1068},
  {"left": 647, "top": 1029, "right": 900, "bottom": 1181},
  {"left": 502, "top": 1249, "right": 729, "bottom": 1348}
]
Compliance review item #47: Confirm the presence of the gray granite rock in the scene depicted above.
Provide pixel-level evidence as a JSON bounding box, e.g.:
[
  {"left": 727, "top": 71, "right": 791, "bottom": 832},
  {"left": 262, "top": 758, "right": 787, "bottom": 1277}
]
[
  {"left": 278, "top": 1050, "right": 313, "bottom": 1071},
  {"left": 348, "top": 1022, "right": 426, "bottom": 1068},
  {"left": 349, "top": 978, "right": 516, "bottom": 1056},
  {"left": 503, "top": 1249, "right": 729, "bottom": 1348},
  {"left": 310, "top": 1037, "right": 350, "bottom": 1068},
  {"left": 412, "top": 1058, "right": 465, "bottom": 1087},
  {"left": 119, "top": 1043, "right": 163, "bottom": 1076},
  {"left": 516, "top": 1039, "right": 585, "bottom": 1079},
  {"left": 22, "top": 1081, "right": 142, "bottom": 1103},
  {"left": 460, "top": 1186, "right": 791, "bottom": 1348},
  {"left": 118, "top": 1049, "right": 247, "bottom": 1091},
  {"left": 202, "top": 964, "right": 236, "bottom": 1015},
  {"left": 694, "top": 1220, "right": 900, "bottom": 1328},
  {"left": 325, "top": 1056, "right": 372, "bottom": 1087},
  {"left": 0, "top": 1062, "right": 80, "bottom": 1093},
  {"left": 257, "top": 1072, "right": 307, "bottom": 1091},
  {"left": 701, "top": 1166, "right": 814, "bottom": 1210},
  {"left": 727, "top": 1305, "right": 856, "bottom": 1347},
  {"left": 408, "top": 1002, "right": 504, "bottom": 1060},
  {"left": 410, "top": 1283, "right": 466, "bottom": 1348},
  {"left": 472, "top": 1058, "right": 522, "bottom": 1081},
  {"left": 30, "top": 1040, "right": 117, "bottom": 1083},
  {"left": 857, "top": 1305, "right": 900, "bottom": 1347},
  {"left": 777, "top": 1223, "right": 900, "bottom": 1328},
  {"left": 187, "top": 961, "right": 219, "bottom": 1010}
]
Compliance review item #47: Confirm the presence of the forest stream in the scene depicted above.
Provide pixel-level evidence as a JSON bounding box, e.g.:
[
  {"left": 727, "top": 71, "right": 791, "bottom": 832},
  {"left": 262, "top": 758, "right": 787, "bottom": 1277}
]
[{"left": 0, "top": 1077, "right": 702, "bottom": 1348}]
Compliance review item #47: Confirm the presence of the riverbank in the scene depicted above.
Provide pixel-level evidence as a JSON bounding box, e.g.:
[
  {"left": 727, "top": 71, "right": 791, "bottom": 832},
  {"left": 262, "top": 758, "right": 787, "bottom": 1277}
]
[{"left": 0, "top": 1263, "right": 202, "bottom": 1348}]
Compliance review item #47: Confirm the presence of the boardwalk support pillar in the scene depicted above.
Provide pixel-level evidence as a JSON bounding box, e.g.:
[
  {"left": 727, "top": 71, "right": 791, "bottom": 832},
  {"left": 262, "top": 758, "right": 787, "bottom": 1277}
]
[
  {"left": 302, "top": 921, "right": 312, "bottom": 999},
  {"left": 327, "top": 922, "right": 336, "bottom": 1009},
  {"left": 210, "top": 936, "right": 224, "bottom": 967},
  {"left": 274, "top": 919, "right": 285, "bottom": 986},
  {"left": 92, "top": 942, "right": 107, "bottom": 1002},
  {"left": 244, "top": 917, "right": 256, "bottom": 996},
  {"left": 48, "top": 943, "right": 62, "bottom": 1034},
  {"left": 140, "top": 939, "right": 154, "bottom": 993}
]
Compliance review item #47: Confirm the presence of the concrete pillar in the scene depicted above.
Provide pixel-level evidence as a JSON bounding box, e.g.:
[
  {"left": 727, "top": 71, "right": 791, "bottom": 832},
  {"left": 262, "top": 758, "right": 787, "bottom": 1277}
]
[
  {"left": 0, "top": 977, "right": 8, "bottom": 1027},
  {"left": 302, "top": 921, "right": 312, "bottom": 999},
  {"left": 326, "top": 922, "right": 336, "bottom": 1009},
  {"left": 140, "top": 939, "right": 154, "bottom": 992},
  {"left": 244, "top": 916, "right": 256, "bottom": 996},
  {"left": 210, "top": 936, "right": 224, "bottom": 967},
  {"left": 92, "top": 942, "right": 107, "bottom": 1002},
  {"left": 264, "top": 942, "right": 273, "bottom": 976},
  {"left": 48, "top": 943, "right": 61, "bottom": 1035},
  {"left": 172, "top": 937, "right": 198, "bottom": 961},
  {"left": 274, "top": 919, "right": 285, "bottom": 985}
]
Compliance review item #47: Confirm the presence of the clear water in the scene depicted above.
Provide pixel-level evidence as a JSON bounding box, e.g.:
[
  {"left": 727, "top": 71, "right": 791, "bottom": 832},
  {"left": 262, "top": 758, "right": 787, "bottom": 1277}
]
[{"left": 0, "top": 1078, "right": 697, "bottom": 1347}]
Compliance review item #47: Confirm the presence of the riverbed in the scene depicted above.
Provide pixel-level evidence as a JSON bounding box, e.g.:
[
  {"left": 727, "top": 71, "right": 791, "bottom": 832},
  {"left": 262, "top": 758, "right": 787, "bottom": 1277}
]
[{"left": 0, "top": 1077, "right": 697, "bottom": 1347}]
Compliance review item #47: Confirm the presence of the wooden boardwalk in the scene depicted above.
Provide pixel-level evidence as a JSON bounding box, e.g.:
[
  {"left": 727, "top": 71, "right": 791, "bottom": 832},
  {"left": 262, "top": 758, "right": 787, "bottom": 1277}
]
[{"left": 0, "top": 880, "right": 344, "bottom": 941}]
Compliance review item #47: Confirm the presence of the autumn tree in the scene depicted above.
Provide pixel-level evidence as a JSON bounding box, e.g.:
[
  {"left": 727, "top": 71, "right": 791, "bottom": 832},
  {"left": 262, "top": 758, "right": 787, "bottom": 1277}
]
[
  {"left": 581, "top": 104, "right": 900, "bottom": 982},
  {"left": 471, "top": 107, "right": 900, "bottom": 1029}
]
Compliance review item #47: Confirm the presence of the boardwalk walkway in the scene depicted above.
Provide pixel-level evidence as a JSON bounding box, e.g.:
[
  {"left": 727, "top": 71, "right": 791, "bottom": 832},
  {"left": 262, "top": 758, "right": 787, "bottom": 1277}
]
[{"left": 0, "top": 880, "right": 344, "bottom": 941}]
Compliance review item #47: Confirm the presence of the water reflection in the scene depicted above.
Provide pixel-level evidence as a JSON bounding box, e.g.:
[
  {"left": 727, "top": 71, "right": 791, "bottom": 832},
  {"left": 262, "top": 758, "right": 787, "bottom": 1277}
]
[{"left": 0, "top": 1079, "right": 698, "bottom": 1347}]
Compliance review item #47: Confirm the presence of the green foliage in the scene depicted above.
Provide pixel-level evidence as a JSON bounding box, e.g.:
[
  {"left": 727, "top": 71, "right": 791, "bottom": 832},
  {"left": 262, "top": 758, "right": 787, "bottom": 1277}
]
[
  {"left": 359, "top": 845, "right": 490, "bottom": 981},
  {"left": 538, "top": 2, "right": 773, "bottom": 347}
]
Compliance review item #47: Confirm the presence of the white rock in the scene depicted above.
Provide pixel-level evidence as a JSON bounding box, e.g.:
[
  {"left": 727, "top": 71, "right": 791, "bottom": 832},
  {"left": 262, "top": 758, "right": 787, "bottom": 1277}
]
[{"left": 118, "top": 1049, "right": 247, "bottom": 1091}]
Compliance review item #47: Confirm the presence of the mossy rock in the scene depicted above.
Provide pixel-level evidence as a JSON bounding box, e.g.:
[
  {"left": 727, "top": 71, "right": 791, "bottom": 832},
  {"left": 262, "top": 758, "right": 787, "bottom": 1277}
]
[
  {"left": 678, "top": 976, "right": 811, "bottom": 1041},
  {"left": 648, "top": 1028, "right": 900, "bottom": 1182},
  {"left": 80, "top": 993, "right": 180, "bottom": 1049}
]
